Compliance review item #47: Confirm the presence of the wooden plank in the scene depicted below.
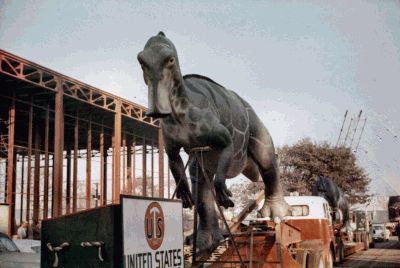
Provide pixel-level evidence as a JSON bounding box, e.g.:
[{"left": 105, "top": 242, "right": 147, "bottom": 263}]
[
  {"left": 43, "top": 106, "right": 50, "bottom": 219},
  {"left": 7, "top": 96, "right": 15, "bottom": 236},
  {"left": 32, "top": 126, "right": 40, "bottom": 223},
  {"left": 86, "top": 122, "right": 92, "bottom": 209},
  {"left": 53, "top": 78, "right": 64, "bottom": 217}
]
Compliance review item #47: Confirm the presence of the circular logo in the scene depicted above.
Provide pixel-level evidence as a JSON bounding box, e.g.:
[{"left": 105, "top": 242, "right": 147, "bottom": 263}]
[{"left": 144, "top": 202, "right": 164, "bottom": 250}]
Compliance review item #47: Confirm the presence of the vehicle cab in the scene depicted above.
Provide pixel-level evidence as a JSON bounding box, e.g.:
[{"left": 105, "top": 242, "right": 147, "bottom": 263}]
[
  {"left": 284, "top": 196, "right": 337, "bottom": 266},
  {"left": 371, "top": 223, "right": 390, "bottom": 242}
]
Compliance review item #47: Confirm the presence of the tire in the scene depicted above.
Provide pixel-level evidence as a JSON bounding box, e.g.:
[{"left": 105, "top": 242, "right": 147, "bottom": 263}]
[
  {"left": 326, "top": 249, "right": 334, "bottom": 268},
  {"left": 363, "top": 233, "right": 369, "bottom": 250},
  {"left": 295, "top": 249, "right": 308, "bottom": 268},
  {"left": 335, "top": 239, "right": 345, "bottom": 264},
  {"left": 370, "top": 241, "right": 375, "bottom": 248},
  {"left": 307, "top": 250, "right": 324, "bottom": 268}
]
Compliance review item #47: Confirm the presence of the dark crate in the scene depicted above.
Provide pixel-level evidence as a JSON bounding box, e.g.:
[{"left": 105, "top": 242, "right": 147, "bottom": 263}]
[{"left": 41, "top": 205, "right": 122, "bottom": 268}]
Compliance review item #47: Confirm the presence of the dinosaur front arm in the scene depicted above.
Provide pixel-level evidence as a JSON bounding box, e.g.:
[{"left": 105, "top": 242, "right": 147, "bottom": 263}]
[{"left": 166, "top": 147, "right": 194, "bottom": 208}]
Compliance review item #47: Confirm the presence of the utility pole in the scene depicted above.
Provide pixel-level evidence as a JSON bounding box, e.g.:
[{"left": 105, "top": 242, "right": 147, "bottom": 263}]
[
  {"left": 350, "top": 110, "right": 363, "bottom": 147},
  {"left": 343, "top": 117, "right": 353, "bottom": 146},
  {"left": 355, "top": 118, "right": 367, "bottom": 152},
  {"left": 336, "top": 110, "right": 348, "bottom": 147}
]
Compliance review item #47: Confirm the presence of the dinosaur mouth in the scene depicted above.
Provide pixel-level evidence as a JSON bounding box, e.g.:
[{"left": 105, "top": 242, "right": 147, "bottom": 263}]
[{"left": 145, "top": 111, "right": 170, "bottom": 118}]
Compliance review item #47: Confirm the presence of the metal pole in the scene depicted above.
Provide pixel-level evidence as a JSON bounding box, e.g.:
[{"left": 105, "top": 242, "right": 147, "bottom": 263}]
[
  {"left": 350, "top": 110, "right": 363, "bottom": 147},
  {"left": 66, "top": 145, "right": 71, "bottom": 214},
  {"left": 53, "top": 77, "right": 64, "bottom": 217},
  {"left": 100, "top": 127, "right": 105, "bottom": 205},
  {"left": 25, "top": 102, "right": 33, "bottom": 222},
  {"left": 43, "top": 106, "right": 50, "bottom": 219},
  {"left": 72, "top": 115, "right": 78, "bottom": 212},
  {"left": 158, "top": 128, "right": 164, "bottom": 198},
  {"left": 19, "top": 156, "right": 25, "bottom": 224},
  {"left": 122, "top": 133, "right": 126, "bottom": 193},
  {"left": 33, "top": 126, "right": 40, "bottom": 223},
  {"left": 86, "top": 121, "right": 92, "bottom": 209},
  {"left": 335, "top": 110, "right": 348, "bottom": 147},
  {"left": 142, "top": 138, "right": 147, "bottom": 196},
  {"left": 343, "top": 117, "right": 353, "bottom": 146},
  {"left": 151, "top": 140, "right": 154, "bottom": 197},
  {"left": 7, "top": 96, "right": 16, "bottom": 236},
  {"left": 113, "top": 100, "right": 122, "bottom": 203},
  {"left": 355, "top": 118, "right": 367, "bottom": 152},
  {"left": 132, "top": 139, "right": 137, "bottom": 194},
  {"left": 126, "top": 136, "right": 132, "bottom": 193}
]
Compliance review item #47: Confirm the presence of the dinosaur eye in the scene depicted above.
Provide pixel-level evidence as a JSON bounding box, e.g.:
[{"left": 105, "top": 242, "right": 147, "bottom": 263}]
[{"left": 166, "top": 57, "right": 175, "bottom": 68}]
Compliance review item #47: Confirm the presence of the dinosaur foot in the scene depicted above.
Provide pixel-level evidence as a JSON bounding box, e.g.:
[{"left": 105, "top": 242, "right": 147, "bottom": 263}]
[
  {"left": 214, "top": 179, "right": 234, "bottom": 208},
  {"left": 257, "top": 197, "right": 291, "bottom": 220},
  {"left": 185, "top": 228, "right": 224, "bottom": 253}
]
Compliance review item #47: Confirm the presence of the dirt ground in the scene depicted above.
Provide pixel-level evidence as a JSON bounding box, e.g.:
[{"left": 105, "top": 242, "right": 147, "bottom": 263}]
[{"left": 335, "top": 236, "right": 400, "bottom": 268}]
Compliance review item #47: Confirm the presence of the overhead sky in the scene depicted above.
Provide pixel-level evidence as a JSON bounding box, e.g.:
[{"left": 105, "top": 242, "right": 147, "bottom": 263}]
[{"left": 1, "top": 0, "right": 399, "bottom": 195}]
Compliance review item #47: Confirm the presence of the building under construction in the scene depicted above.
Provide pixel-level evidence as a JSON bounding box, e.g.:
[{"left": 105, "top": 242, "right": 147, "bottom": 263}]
[{"left": 0, "top": 49, "right": 171, "bottom": 237}]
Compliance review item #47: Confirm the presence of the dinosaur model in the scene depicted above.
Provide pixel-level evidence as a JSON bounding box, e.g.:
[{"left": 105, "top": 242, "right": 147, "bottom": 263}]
[
  {"left": 137, "top": 32, "right": 290, "bottom": 252},
  {"left": 312, "top": 175, "right": 350, "bottom": 226}
]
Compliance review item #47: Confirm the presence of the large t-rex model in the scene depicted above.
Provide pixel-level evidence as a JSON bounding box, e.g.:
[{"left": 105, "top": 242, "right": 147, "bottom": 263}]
[
  {"left": 312, "top": 175, "right": 350, "bottom": 226},
  {"left": 137, "top": 32, "right": 290, "bottom": 252}
]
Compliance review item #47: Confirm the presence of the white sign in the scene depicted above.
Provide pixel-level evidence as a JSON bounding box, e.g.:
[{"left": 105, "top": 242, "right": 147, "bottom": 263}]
[{"left": 122, "top": 196, "right": 184, "bottom": 268}]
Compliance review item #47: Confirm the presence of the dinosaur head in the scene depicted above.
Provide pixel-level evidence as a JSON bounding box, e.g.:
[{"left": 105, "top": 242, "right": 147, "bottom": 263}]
[{"left": 138, "top": 32, "right": 182, "bottom": 118}]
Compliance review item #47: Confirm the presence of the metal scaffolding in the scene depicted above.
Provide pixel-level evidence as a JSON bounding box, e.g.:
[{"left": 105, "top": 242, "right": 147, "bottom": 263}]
[{"left": 0, "top": 49, "right": 170, "bottom": 237}]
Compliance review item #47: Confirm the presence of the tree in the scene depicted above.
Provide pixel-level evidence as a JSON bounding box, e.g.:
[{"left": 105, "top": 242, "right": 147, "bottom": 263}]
[
  {"left": 241, "top": 138, "right": 371, "bottom": 205},
  {"left": 278, "top": 138, "right": 371, "bottom": 204}
]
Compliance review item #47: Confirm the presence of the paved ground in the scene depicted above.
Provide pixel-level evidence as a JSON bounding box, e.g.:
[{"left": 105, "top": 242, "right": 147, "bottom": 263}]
[{"left": 336, "top": 236, "right": 400, "bottom": 268}]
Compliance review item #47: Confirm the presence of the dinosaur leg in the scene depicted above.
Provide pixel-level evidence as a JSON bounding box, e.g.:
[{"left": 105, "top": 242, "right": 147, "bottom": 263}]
[
  {"left": 187, "top": 160, "right": 223, "bottom": 253},
  {"left": 213, "top": 143, "right": 235, "bottom": 208},
  {"left": 247, "top": 112, "right": 290, "bottom": 220}
]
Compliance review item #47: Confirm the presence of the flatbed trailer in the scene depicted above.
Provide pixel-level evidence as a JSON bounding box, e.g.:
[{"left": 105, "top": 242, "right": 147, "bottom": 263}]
[{"left": 184, "top": 195, "right": 348, "bottom": 268}]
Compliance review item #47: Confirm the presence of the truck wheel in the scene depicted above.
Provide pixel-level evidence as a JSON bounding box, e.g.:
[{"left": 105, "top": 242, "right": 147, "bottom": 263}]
[
  {"left": 326, "top": 249, "right": 334, "bottom": 268},
  {"left": 307, "top": 251, "right": 324, "bottom": 268},
  {"left": 335, "top": 241, "right": 345, "bottom": 264},
  {"left": 363, "top": 233, "right": 369, "bottom": 250},
  {"left": 295, "top": 249, "right": 308, "bottom": 268}
]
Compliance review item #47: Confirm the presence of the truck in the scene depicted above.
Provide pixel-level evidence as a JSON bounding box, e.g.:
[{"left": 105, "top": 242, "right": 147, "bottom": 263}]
[{"left": 184, "top": 194, "right": 368, "bottom": 268}]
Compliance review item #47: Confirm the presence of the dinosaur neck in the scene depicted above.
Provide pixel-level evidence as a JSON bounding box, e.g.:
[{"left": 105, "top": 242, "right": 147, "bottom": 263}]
[{"left": 169, "top": 80, "right": 190, "bottom": 120}]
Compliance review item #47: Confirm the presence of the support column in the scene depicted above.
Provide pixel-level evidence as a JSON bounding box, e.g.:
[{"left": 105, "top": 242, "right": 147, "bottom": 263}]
[
  {"left": 126, "top": 136, "right": 132, "bottom": 193},
  {"left": 113, "top": 100, "right": 121, "bottom": 203},
  {"left": 19, "top": 156, "right": 25, "bottom": 224},
  {"left": 142, "top": 138, "right": 147, "bottom": 196},
  {"left": 122, "top": 133, "right": 126, "bottom": 193},
  {"left": 151, "top": 140, "right": 154, "bottom": 197},
  {"left": 26, "top": 103, "right": 33, "bottom": 222},
  {"left": 132, "top": 139, "right": 137, "bottom": 195},
  {"left": 7, "top": 96, "right": 16, "bottom": 236},
  {"left": 66, "top": 145, "right": 71, "bottom": 214},
  {"left": 86, "top": 122, "right": 92, "bottom": 209},
  {"left": 43, "top": 106, "right": 50, "bottom": 219},
  {"left": 53, "top": 78, "right": 64, "bottom": 217},
  {"left": 158, "top": 128, "right": 164, "bottom": 198},
  {"left": 72, "top": 115, "right": 78, "bottom": 212},
  {"left": 100, "top": 127, "right": 107, "bottom": 205},
  {"left": 33, "top": 127, "right": 40, "bottom": 223}
]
